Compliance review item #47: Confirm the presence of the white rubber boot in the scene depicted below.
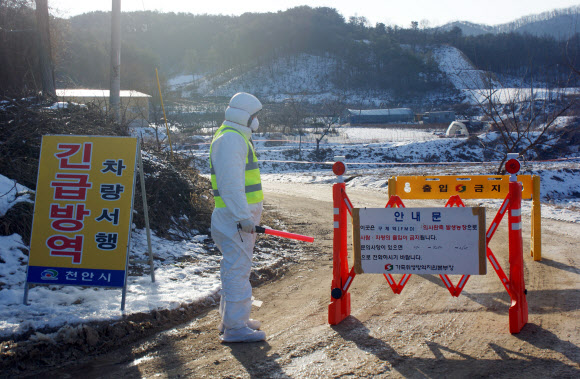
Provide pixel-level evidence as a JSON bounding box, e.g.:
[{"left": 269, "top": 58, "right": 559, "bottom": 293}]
[
  {"left": 246, "top": 319, "right": 262, "bottom": 330},
  {"left": 218, "top": 319, "right": 261, "bottom": 333},
  {"left": 221, "top": 326, "right": 266, "bottom": 343},
  {"left": 220, "top": 299, "right": 266, "bottom": 342}
]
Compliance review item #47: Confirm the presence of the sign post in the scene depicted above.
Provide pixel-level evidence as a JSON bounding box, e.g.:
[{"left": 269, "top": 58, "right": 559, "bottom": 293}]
[{"left": 24, "top": 135, "right": 141, "bottom": 310}]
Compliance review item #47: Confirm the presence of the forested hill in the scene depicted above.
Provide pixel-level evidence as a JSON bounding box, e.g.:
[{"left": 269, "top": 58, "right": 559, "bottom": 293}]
[
  {"left": 45, "top": 6, "right": 580, "bottom": 97},
  {"left": 438, "top": 5, "right": 580, "bottom": 39},
  {"left": 59, "top": 7, "right": 442, "bottom": 96}
]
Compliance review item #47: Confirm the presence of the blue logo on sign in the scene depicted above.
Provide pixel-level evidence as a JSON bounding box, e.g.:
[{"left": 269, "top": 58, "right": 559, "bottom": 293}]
[{"left": 40, "top": 269, "right": 59, "bottom": 280}]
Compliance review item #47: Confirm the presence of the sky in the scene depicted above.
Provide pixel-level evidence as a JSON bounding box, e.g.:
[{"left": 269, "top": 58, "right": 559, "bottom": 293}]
[{"left": 49, "top": 0, "right": 580, "bottom": 28}]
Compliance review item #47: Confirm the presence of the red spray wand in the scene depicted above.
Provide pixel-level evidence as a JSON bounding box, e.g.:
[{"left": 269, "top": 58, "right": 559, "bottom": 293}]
[{"left": 255, "top": 226, "right": 314, "bottom": 243}]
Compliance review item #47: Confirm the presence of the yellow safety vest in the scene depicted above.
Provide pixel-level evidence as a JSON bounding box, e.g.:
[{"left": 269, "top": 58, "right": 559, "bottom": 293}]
[{"left": 209, "top": 124, "right": 263, "bottom": 208}]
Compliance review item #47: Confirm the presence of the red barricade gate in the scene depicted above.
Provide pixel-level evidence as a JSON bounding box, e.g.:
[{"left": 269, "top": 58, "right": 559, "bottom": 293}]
[{"left": 328, "top": 159, "right": 529, "bottom": 334}]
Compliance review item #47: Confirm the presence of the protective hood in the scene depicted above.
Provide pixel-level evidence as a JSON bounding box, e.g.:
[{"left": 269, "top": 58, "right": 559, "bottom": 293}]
[{"left": 224, "top": 92, "right": 262, "bottom": 130}]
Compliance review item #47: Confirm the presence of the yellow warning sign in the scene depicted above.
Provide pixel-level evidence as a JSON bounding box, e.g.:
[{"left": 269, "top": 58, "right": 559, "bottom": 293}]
[{"left": 27, "top": 135, "right": 138, "bottom": 287}]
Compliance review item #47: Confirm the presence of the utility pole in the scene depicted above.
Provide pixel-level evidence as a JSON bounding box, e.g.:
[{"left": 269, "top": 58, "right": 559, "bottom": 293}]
[
  {"left": 35, "top": 0, "right": 56, "bottom": 99},
  {"left": 110, "top": 0, "right": 121, "bottom": 123}
]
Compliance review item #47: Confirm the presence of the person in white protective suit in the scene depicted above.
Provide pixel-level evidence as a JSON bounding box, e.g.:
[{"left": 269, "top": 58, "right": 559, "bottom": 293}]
[{"left": 210, "top": 92, "right": 266, "bottom": 343}]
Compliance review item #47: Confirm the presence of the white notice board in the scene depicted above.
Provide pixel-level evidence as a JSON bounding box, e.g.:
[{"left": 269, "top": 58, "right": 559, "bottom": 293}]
[{"left": 353, "top": 207, "right": 486, "bottom": 275}]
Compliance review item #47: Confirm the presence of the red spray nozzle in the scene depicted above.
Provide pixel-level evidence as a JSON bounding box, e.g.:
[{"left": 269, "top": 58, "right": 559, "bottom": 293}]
[{"left": 255, "top": 226, "right": 314, "bottom": 243}]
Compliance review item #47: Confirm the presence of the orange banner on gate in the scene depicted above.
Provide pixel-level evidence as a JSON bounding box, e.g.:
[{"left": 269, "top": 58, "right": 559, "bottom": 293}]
[{"left": 389, "top": 175, "right": 534, "bottom": 200}]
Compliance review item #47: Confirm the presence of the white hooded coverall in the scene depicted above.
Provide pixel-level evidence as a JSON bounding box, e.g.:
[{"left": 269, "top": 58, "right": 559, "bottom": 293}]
[{"left": 210, "top": 93, "right": 264, "bottom": 342}]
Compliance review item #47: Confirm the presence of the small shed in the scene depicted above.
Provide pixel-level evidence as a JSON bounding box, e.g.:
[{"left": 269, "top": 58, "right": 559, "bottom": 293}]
[
  {"left": 446, "top": 121, "right": 469, "bottom": 137},
  {"left": 343, "top": 108, "right": 414, "bottom": 124},
  {"left": 56, "top": 89, "right": 151, "bottom": 126},
  {"left": 422, "top": 111, "right": 455, "bottom": 124}
]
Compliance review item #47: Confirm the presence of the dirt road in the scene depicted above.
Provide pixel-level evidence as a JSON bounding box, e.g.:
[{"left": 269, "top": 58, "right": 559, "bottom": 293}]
[{"left": 27, "top": 182, "right": 580, "bottom": 378}]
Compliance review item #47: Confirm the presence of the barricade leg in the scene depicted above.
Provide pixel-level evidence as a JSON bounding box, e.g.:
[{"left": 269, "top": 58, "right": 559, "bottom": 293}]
[
  {"left": 531, "top": 175, "right": 542, "bottom": 261},
  {"left": 329, "top": 182, "right": 351, "bottom": 324},
  {"left": 508, "top": 181, "right": 528, "bottom": 333}
]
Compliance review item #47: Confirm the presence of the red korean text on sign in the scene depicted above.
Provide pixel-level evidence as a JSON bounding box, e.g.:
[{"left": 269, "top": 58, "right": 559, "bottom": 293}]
[
  {"left": 50, "top": 173, "right": 92, "bottom": 201},
  {"left": 46, "top": 235, "right": 84, "bottom": 264},
  {"left": 49, "top": 203, "right": 91, "bottom": 232},
  {"left": 54, "top": 143, "right": 93, "bottom": 170}
]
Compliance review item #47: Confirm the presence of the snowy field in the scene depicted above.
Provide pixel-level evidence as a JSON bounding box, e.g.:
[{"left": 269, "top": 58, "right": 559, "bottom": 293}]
[
  {"left": 1, "top": 126, "right": 578, "bottom": 340},
  {"left": 332, "top": 127, "right": 437, "bottom": 143},
  {"left": 466, "top": 87, "right": 580, "bottom": 105}
]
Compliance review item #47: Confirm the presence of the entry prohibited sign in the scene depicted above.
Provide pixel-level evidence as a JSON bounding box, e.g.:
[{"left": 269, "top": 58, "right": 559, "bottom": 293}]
[
  {"left": 26, "top": 135, "right": 138, "bottom": 288},
  {"left": 352, "top": 207, "right": 486, "bottom": 275}
]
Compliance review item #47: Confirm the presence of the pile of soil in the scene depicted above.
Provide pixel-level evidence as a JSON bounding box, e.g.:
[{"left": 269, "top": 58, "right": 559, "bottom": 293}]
[{"left": 0, "top": 97, "right": 213, "bottom": 241}]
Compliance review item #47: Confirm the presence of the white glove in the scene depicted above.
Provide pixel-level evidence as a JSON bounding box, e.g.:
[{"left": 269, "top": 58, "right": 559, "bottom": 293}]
[{"left": 238, "top": 218, "right": 255, "bottom": 234}]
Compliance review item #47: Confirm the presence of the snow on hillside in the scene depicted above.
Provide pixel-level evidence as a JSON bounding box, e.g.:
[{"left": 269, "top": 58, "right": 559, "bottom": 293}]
[
  {"left": 429, "top": 46, "right": 580, "bottom": 105},
  {"left": 432, "top": 45, "right": 499, "bottom": 90},
  {"left": 179, "top": 54, "right": 397, "bottom": 106},
  {"left": 171, "top": 46, "right": 508, "bottom": 105},
  {"left": 201, "top": 55, "right": 335, "bottom": 98},
  {"left": 192, "top": 54, "right": 334, "bottom": 100},
  {"left": 168, "top": 74, "right": 199, "bottom": 90},
  {"left": 171, "top": 45, "right": 577, "bottom": 108}
]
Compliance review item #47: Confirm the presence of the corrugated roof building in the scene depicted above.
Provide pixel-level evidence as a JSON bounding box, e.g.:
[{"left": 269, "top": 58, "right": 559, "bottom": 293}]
[
  {"left": 343, "top": 108, "right": 415, "bottom": 124},
  {"left": 421, "top": 111, "right": 455, "bottom": 124}
]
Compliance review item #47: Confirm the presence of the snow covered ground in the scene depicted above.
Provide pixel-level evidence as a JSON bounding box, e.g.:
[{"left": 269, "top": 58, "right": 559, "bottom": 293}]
[{"left": 1, "top": 126, "right": 579, "bottom": 341}]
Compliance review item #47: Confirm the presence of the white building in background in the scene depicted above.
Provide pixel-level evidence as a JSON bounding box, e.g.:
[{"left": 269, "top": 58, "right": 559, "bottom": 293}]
[
  {"left": 446, "top": 121, "right": 469, "bottom": 137},
  {"left": 56, "top": 89, "right": 151, "bottom": 126}
]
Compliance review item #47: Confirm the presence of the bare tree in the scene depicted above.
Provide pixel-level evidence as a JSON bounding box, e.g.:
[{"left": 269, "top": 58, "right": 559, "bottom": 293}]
[
  {"left": 467, "top": 72, "right": 576, "bottom": 173},
  {"left": 265, "top": 103, "right": 292, "bottom": 134},
  {"left": 148, "top": 91, "right": 169, "bottom": 152},
  {"left": 284, "top": 96, "right": 308, "bottom": 160},
  {"left": 311, "top": 96, "right": 346, "bottom": 157}
]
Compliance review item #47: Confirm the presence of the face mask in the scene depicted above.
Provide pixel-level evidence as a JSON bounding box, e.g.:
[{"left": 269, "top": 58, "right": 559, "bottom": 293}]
[{"left": 249, "top": 117, "right": 259, "bottom": 132}]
